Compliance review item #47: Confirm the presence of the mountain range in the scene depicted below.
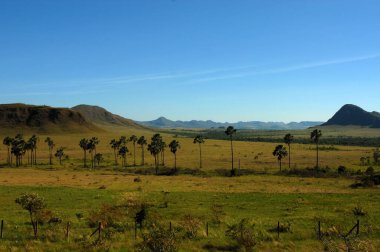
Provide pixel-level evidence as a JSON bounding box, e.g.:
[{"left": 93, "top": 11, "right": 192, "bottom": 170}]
[
  {"left": 139, "top": 117, "right": 324, "bottom": 130},
  {"left": 0, "top": 103, "right": 379, "bottom": 133}
]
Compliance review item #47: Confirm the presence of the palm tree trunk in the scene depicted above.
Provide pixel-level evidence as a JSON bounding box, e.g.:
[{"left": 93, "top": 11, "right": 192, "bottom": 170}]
[
  {"left": 154, "top": 155, "right": 158, "bottom": 175},
  {"left": 199, "top": 144, "right": 202, "bottom": 169},
  {"left": 84, "top": 150, "right": 87, "bottom": 168},
  {"left": 174, "top": 153, "right": 177, "bottom": 171},
  {"left": 280, "top": 159, "right": 282, "bottom": 172},
  {"left": 316, "top": 142, "right": 319, "bottom": 169},
  {"left": 288, "top": 144, "right": 291, "bottom": 169},
  {"left": 230, "top": 137, "right": 234, "bottom": 173},
  {"left": 114, "top": 149, "right": 117, "bottom": 165},
  {"left": 141, "top": 145, "right": 145, "bottom": 165},
  {"left": 133, "top": 143, "right": 136, "bottom": 166}
]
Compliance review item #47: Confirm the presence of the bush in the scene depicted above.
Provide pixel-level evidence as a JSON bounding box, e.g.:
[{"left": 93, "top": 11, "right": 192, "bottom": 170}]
[
  {"left": 87, "top": 204, "right": 125, "bottom": 229},
  {"left": 365, "top": 167, "right": 374, "bottom": 176},
  {"left": 352, "top": 206, "right": 367, "bottom": 216},
  {"left": 210, "top": 204, "right": 225, "bottom": 225},
  {"left": 140, "top": 225, "right": 177, "bottom": 252},
  {"left": 180, "top": 215, "right": 201, "bottom": 239},
  {"left": 225, "top": 219, "right": 266, "bottom": 251},
  {"left": 338, "top": 166, "right": 347, "bottom": 175}
]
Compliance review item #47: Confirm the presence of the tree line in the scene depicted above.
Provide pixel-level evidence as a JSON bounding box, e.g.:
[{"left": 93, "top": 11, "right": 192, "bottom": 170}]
[{"left": 2, "top": 128, "right": 325, "bottom": 173}]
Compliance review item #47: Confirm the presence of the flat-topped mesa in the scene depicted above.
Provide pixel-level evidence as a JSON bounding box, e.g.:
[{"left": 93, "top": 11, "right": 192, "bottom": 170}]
[{"left": 0, "top": 103, "right": 100, "bottom": 133}]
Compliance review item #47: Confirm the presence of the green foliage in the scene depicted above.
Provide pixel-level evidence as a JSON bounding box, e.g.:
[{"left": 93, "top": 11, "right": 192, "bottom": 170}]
[
  {"left": 373, "top": 148, "right": 380, "bottom": 165},
  {"left": 139, "top": 224, "right": 177, "bottom": 252},
  {"left": 15, "top": 192, "right": 46, "bottom": 214},
  {"left": 179, "top": 215, "right": 201, "bottom": 239},
  {"left": 225, "top": 218, "right": 265, "bottom": 251}
]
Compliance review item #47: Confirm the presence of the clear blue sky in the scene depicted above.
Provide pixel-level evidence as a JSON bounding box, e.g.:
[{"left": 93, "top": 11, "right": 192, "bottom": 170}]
[{"left": 1, "top": 0, "right": 380, "bottom": 122}]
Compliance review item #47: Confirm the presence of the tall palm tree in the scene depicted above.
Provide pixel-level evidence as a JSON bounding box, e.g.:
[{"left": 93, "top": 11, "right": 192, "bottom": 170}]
[
  {"left": 148, "top": 134, "right": 163, "bottom": 174},
  {"left": 137, "top": 136, "right": 147, "bottom": 165},
  {"left": 3, "top": 136, "right": 14, "bottom": 165},
  {"left": 272, "top": 145, "right": 288, "bottom": 171},
  {"left": 225, "top": 126, "right": 237, "bottom": 175},
  {"left": 193, "top": 135, "right": 205, "bottom": 169},
  {"left": 79, "top": 138, "right": 89, "bottom": 168},
  {"left": 29, "top": 135, "right": 38, "bottom": 165},
  {"left": 310, "top": 129, "right": 322, "bottom": 169},
  {"left": 11, "top": 134, "right": 25, "bottom": 167},
  {"left": 55, "top": 147, "right": 65, "bottom": 165},
  {"left": 87, "top": 140, "right": 95, "bottom": 169},
  {"left": 118, "top": 146, "right": 129, "bottom": 167},
  {"left": 44, "top": 137, "right": 55, "bottom": 165},
  {"left": 110, "top": 139, "right": 120, "bottom": 165},
  {"left": 129, "top": 135, "right": 138, "bottom": 166},
  {"left": 160, "top": 141, "right": 167, "bottom": 166},
  {"left": 169, "top": 140, "right": 180, "bottom": 171},
  {"left": 284, "top": 133, "right": 294, "bottom": 169}
]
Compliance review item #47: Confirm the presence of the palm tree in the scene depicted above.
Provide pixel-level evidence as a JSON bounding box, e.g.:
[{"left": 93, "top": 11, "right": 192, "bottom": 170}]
[
  {"left": 160, "top": 141, "right": 167, "bottom": 166},
  {"left": 118, "top": 146, "right": 129, "bottom": 167},
  {"left": 169, "top": 140, "right": 180, "bottom": 171},
  {"left": 110, "top": 139, "right": 120, "bottom": 165},
  {"left": 148, "top": 134, "right": 163, "bottom": 174},
  {"left": 44, "top": 137, "right": 55, "bottom": 165},
  {"left": 225, "top": 126, "right": 237, "bottom": 175},
  {"left": 79, "top": 138, "right": 89, "bottom": 168},
  {"left": 29, "top": 135, "right": 38, "bottom": 165},
  {"left": 129, "top": 135, "right": 138, "bottom": 166},
  {"left": 272, "top": 145, "right": 288, "bottom": 171},
  {"left": 11, "top": 134, "right": 26, "bottom": 167},
  {"left": 55, "top": 147, "right": 65, "bottom": 165},
  {"left": 3, "top": 136, "right": 14, "bottom": 165},
  {"left": 87, "top": 140, "right": 95, "bottom": 169},
  {"left": 284, "top": 133, "right": 294, "bottom": 169},
  {"left": 137, "top": 136, "right": 147, "bottom": 165},
  {"left": 94, "top": 153, "right": 103, "bottom": 166},
  {"left": 310, "top": 129, "right": 322, "bottom": 169},
  {"left": 193, "top": 135, "right": 205, "bottom": 169}
]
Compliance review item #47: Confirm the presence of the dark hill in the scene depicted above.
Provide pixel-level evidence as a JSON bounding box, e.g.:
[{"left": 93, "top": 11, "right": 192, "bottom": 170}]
[
  {"left": 0, "top": 103, "right": 100, "bottom": 133},
  {"left": 72, "top": 105, "right": 146, "bottom": 129},
  {"left": 322, "top": 104, "right": 380, "bottom": 128}
]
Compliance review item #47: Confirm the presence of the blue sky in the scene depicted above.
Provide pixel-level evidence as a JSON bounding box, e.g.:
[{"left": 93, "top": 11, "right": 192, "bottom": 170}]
[{"left": 1, "top": 0, "right": 380, "bottom": 122}]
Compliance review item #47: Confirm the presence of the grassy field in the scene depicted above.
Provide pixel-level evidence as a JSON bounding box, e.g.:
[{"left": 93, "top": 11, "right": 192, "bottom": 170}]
[{"left": 0, "top": 126, "right": 379, "bottom": 251}]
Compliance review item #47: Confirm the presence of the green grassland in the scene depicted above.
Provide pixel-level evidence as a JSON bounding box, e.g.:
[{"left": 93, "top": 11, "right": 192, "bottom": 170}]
[{"left": 0, "top": 126, "right": 379, "bottom": 251}]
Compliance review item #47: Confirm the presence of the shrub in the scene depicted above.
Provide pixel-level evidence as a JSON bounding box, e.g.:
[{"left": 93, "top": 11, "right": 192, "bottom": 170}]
[
  {"left": 337, "top": 166, "right": 346, "bottom": 175},
  {"left": 365, "top": 167, "right": 374, "bottom": 176},
  {"left": 140, "top": 224, "right": 177, "bottom": 252},
  {"left": 210, "top": 204, "right": 225, "bottom": 225},
  {"left": 352, "top": 206, "right": 366, "bottom": 216},
  {"left": 180, "top": 215, "right": 201, "bottom": 239},
  {"left": 87, "top": 204, "right": 124, "bottom": 229},
  {"left": 226, "top": 219, "right": 266, "bottom": 251}
]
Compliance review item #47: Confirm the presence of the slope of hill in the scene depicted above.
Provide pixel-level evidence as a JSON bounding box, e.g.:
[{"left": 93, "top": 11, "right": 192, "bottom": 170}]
[
  {"left": 72, "top": 105, "right": 146, "bottom": 129},
  {"left": 0, "top": 103, "right": 100, "bottom": 133},
  {"left": 139, "top": 117, "right": 323, "bottom": 130},
  {"left": 322, "top": 104, "right": 380, "bottom": 128}
]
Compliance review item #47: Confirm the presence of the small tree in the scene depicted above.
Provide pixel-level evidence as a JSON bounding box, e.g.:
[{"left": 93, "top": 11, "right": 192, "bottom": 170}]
[
  {"left": 225, "top": 126, "right": 237, "bottom": 175},
  {"left": 273, "top": 144, "right": 288, "bottom": 171},
  {"left": 94, "top": 153, "right": 103, "bottom": 166},
  {"left": 169, "top": 140, "right": 180, "bottom": 171},
  {"left": 311, "top": 129, "right": 322, "bottom": 169},
  {"left": 44, "top": 137, "right": 55, "bottom": 165},
  {"left": 54, "top": 147, "right": 65, "bottom": 165},
  {"left": 15, "top": 193, "right": 46, "bottom": 238},
  {"left": 193, "top": 135, "right": 205, "bottom": 169},
  {"left": 137, "top": 136, "right": 147, "bottom": 165}
]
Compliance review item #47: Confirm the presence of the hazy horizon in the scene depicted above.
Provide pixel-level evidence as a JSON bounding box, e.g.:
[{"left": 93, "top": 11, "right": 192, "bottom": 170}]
[{"left": 1, "top": 1, "right": 379, "bottom": 122}]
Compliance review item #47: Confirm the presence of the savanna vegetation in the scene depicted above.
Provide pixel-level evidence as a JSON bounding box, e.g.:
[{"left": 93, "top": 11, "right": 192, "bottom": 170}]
[{"left": 0, "top": 125, "right": 379, "bottom": 251}]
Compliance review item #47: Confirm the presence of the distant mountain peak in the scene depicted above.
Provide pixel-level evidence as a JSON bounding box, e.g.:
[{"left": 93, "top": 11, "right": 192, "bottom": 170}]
[{"left": 322, "top": 104, "right": 380, "bottom": 128}]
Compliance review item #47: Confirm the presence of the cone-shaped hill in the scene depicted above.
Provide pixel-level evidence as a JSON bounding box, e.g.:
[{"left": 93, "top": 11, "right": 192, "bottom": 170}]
[{"left": 322, "top": 104, "right": 380, "bottom": 128}]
